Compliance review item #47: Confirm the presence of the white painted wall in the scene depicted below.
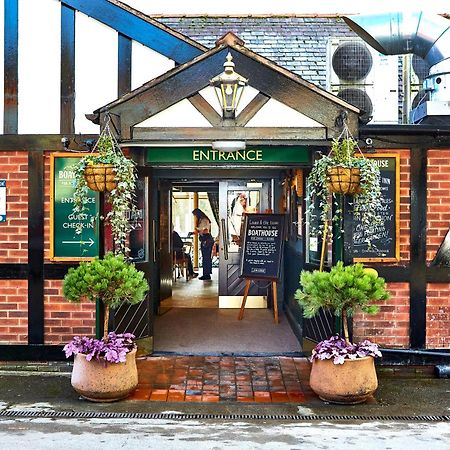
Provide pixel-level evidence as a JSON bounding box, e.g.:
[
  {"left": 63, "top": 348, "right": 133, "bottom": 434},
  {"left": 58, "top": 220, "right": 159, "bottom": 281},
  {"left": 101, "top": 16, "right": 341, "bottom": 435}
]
[
  {"left": 132, "top": 42, "right": 175, "bottom": 90},
  {"left": 246, "top": 98, "right": 324, "bottom": 127},
  {"left": 136, "top": 99, "right": 212, "bottom": 127},
  {"left": 74, "top": 12, "right": 117, "bottom": 134},
  {"left": 18, "top": 0, "right": 60, "bottom": 134}
]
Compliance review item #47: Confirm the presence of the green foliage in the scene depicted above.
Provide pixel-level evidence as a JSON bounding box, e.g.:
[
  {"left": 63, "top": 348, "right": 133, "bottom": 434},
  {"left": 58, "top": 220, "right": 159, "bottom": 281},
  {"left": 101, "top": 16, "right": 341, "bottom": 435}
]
[
  {"left": 63, "top": 253, "right": 149, "bottom": 309},
  {"left": 72, "top": 128, "right": 138, "bottom": 256},
  {"left": 294, "top": 261, "right": 390, "bottom": 319},
  {"left": 306, "top": 137, "right": 383, "bottom": 246}
]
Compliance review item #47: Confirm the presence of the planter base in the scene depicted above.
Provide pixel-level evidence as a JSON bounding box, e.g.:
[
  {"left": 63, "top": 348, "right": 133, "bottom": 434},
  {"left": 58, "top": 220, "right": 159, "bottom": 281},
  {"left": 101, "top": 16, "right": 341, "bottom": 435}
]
[
  {"left": 309, "top": 356, "right": 378, "bottom": 405},
  {"left": 71, "top": 348, "right": 138, "bottom": 402}
]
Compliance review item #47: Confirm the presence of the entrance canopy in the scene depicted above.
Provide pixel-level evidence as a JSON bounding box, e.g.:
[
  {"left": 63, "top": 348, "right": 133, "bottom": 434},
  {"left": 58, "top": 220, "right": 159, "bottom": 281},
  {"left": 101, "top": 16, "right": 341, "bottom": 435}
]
[{"left": 89, "top": 33, "right": 360, "bottom": 144}]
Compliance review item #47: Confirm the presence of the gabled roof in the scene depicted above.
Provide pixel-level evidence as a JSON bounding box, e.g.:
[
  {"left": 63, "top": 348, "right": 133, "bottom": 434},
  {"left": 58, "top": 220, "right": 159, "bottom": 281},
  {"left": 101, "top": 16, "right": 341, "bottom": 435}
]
[{"left": 92, "top": 32, "right": 360, "bottom": 141}]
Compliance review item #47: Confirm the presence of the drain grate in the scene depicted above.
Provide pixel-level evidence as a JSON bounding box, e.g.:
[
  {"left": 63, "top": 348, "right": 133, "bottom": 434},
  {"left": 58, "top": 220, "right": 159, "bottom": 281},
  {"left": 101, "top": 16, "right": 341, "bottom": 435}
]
[{"left": 0, "top": 410, "right": 448, "bottom": 422}]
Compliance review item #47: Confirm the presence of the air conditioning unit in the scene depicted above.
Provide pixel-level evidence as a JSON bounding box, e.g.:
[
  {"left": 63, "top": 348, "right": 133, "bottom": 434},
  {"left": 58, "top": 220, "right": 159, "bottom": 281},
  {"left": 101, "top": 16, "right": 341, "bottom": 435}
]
[
  {"left": 327, "top": 37, "right": 399, "bottom": 124},
  {"left": 405, "top": 54, "right": 431, "bottom": 124}
]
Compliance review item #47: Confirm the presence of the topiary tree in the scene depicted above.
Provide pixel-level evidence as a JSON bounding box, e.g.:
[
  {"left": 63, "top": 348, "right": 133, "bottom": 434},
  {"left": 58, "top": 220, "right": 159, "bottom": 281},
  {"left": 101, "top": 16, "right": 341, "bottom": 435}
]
[
  {"left": 63, "top": 252, "right": 149, "bottom": 340},
  {"left": 294, "top": 261, "right": 390, "bottom": 343}
]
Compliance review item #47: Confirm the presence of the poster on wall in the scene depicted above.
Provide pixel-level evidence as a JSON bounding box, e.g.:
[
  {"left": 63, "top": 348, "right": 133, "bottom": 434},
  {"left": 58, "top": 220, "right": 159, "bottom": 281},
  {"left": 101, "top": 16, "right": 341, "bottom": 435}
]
[
  {"left": 352, "top": 154, "right": 400, "bottom": 262},
  {"left": 50, "top": 153, "right": 99, "bottom": 261}
]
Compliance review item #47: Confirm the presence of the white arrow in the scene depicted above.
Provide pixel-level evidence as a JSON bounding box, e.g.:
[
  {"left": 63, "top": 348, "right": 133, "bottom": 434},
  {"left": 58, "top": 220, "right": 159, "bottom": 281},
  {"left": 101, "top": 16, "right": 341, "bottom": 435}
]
[{"left": 62, "top": 237, "right": 95, "bottom": 247}]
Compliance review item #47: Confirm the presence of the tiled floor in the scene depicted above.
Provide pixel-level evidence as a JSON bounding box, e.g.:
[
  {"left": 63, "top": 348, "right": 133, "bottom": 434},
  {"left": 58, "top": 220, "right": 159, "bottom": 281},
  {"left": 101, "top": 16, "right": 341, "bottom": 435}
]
[{"left": 128, "top": 355, "right": 316, "bottom": 403}]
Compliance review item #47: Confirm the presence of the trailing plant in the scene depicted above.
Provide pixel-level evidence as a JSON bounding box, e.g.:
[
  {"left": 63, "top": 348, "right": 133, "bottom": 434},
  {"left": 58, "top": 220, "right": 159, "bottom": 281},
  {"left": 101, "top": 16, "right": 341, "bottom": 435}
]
[
  {"left": 63, "top": 332, "right": 136, "bottom": 364},
  {"left": 295, "top": 261, "right": 390, "bottom": 362},
  {"left": 63, "top": 252, "right": 149, "bottom": 340},
  {"left": 306, "top": 136, "right": 383, "bottom": 246},
  {"left": 72, "top": 121, "right": 138, "bottom": 255}
]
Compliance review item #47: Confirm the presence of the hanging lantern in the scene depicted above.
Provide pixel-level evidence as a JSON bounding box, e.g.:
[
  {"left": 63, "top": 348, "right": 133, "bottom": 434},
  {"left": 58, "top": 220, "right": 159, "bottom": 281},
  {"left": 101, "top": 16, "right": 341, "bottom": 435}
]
[{"left": 210, "top": 52, "right": 248, "bottom": 119}]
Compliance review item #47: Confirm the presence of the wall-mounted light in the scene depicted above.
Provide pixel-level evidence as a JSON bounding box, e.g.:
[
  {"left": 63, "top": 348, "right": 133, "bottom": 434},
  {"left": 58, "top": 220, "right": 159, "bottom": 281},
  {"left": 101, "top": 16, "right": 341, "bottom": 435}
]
[
  {"left": 210, "top": 52, "right": 248, "bottom": 120},
  {"left": 61, "top": 137, "right": 70, "bottom": 150},
  {"left": 211, "top": 140, "right": 246, "bottom": 152}
]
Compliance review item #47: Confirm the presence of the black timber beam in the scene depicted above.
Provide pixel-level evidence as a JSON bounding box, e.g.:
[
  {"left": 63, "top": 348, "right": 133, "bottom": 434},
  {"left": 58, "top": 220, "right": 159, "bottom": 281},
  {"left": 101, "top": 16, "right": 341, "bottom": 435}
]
[
  {"left": 4, "top": 0, "right": 18, "bottom": 133},
  {"left": 0, "top": 134, "right": 99, "bottom": 151},
  {"left": 0, "top": 345, "right": 66, "bottom": 361},
  {"left": 60, "top": 4, "right": 76, "bottom": 134},
  {"left": 409, "top": 147, "right": 427, "bottom": 349},
  {"left": 118, "top": 33, "right": 132, "bottom": 97},
  {"left": 360, "top": 125, "right": 450, "bottom": 149},
  {"left": 28, "top": 152, "right": 45, "bottom": 345},
  {"left": 60, "top": 0, "right": 205, "bottom": 64}
]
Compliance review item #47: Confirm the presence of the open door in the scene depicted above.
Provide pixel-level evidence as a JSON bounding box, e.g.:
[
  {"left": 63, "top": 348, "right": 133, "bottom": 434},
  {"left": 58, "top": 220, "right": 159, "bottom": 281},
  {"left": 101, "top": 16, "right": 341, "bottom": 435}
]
[{"left": 218, "top": 179, "right": 272, "bottom": 307}]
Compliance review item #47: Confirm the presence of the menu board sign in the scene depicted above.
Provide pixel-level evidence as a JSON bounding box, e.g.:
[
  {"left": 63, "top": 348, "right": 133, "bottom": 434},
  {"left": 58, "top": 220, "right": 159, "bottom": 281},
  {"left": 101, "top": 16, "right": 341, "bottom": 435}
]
[
  {"left": 239, "top": 214, "right": 285, "bottom": 280},
  {"left": 353, "top": 154, "right": 400, "bottom": 262},
  {"left": 50, "top": 153, "right": 99, "bottom": 260}
]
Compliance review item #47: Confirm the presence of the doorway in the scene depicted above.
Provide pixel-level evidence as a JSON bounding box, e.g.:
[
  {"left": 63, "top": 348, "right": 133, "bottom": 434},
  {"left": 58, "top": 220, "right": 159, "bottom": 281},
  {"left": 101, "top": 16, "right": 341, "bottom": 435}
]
[{"left": 151, "top": 169, "right": 301, "bottom": 354}]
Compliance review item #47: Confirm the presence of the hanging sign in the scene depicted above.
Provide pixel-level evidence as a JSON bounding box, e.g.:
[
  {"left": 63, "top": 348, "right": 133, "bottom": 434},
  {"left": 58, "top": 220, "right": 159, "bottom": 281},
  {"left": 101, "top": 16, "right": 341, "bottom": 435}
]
[
  {"left": 0, "top": 180, "right": 6, "bottom": 222},
  {"left": 352, "top": 154, "right": 400, "bottom": 262},
  {"left": 239, "top": 214, "right": 286, "bottom": 280},
  {"left": 50, "top": 153, "right": 99, "bottom": 261}
]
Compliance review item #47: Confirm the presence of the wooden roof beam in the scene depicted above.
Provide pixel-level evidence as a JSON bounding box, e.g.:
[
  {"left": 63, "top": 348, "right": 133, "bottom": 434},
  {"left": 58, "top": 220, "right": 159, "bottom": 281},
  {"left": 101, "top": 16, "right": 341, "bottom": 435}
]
[{"left": 59, "top": 0, "right": 205, "bottom": 63}]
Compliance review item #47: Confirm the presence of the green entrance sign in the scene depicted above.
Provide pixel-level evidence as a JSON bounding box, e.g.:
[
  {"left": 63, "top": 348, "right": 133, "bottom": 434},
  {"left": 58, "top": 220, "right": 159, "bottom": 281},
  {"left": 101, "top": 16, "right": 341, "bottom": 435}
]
[
  {"left": 50, "top": 153, "right": 99, "bottom": 261},
  {"left": 146, "top": 147, "right": 310, "bottom": 165}
]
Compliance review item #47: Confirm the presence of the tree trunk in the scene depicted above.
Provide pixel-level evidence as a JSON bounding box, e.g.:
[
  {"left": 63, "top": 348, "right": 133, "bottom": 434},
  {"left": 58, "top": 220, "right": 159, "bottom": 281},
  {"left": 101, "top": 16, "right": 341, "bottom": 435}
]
[
  {"left": 342, "top": 309, "right": 350, "bottom": 343},
  {"left": 103, "top": 305, "right": 110, "bottom": 340}
]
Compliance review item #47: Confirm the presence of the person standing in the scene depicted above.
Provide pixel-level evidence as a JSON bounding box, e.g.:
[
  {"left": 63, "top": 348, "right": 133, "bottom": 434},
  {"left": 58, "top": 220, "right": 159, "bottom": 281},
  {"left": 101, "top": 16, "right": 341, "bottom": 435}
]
[{"left": 192, "top": 208, "right": 214, "bottom": 280}]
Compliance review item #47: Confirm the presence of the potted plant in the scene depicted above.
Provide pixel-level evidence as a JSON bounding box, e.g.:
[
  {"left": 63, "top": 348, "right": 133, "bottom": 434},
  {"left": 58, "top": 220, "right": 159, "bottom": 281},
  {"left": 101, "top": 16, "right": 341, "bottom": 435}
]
[
  {"left": 72, "top": 121, "right": 138, "bottom": 255},
  {"left": 63, "top": 252, "right": 149, "bottom": 402},
  {"left": 295, "top": 261, "right": 390, "bottom": 404},
  {"left": 306, "top": 136, "right": 383, "bottom": 245}
]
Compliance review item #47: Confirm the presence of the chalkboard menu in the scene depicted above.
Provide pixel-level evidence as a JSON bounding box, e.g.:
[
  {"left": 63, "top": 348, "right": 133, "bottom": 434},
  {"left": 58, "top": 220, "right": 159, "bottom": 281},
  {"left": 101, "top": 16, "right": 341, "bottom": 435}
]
[
  {"left": 239, "top": 214, "right": 286, "bottom": 280},
  {"left": 353, "top": 154, "right": 400, "bottom": 262},
  {"left": 50, "top": 153, "right": 99, "bottom": 261}
]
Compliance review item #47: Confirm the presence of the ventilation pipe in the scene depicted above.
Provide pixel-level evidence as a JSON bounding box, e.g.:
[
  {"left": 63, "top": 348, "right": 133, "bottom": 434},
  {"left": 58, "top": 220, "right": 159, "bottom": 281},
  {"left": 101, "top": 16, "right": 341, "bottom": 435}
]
[{"left": 344, "top": 12, "right": 450, "bottom": 124}]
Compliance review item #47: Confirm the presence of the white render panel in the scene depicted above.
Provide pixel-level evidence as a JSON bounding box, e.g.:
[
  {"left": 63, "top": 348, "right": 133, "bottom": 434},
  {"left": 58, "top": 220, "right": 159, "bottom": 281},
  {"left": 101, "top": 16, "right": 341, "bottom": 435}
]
[
  {"left": 135, "top": 99, "right": 213, "bottom": 127},
  {"left": 0, "top": 2, "right": 4, "bottom": 133},
  {"left": 131, "top": 41, "right": 175, "bottom": 90},
  {"left": 246, "top": 98, "right": 324, "bottom": 127},
  {"left": 18, "top": 0, "right": 60, "bottom": 133},
  {"left": 75, "top": 12, "right": 117, "bottom": 134}
]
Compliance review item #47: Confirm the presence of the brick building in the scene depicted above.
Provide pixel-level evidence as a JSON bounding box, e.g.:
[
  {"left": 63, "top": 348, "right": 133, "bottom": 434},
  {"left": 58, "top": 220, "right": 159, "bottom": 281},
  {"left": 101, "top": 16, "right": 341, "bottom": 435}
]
[{"left": 0, "top": 1, "right": 449, "bottom": 361}]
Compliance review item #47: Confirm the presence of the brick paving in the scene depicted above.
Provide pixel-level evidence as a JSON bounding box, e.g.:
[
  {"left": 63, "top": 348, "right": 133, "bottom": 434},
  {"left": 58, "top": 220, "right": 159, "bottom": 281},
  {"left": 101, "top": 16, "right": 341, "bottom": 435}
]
[{"left": 128, "top": 355, "right": 316, "bottom": 403}]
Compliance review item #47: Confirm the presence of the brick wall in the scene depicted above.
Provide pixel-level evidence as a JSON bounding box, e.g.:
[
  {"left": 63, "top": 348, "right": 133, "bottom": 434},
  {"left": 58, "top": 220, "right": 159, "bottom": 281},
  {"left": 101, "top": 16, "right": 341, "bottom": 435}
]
[
  {"left": 426, "top": 283, "right": 450, "bottom": 348},
  {"left": 397, "top": 149, "right": 411, "bottom": 262},
  {"left": 0, "top": 280, "right": 28, "bottom": 344},
  {"left": 44, "top": 280, "right": 96, "bottom": 344},
  {"left": 353, "top": 282, "right": 410, "bottom": 348},
  {"left": 427, "top": 149, "right": 450, "bottom": 262},
  {"left": 0, "top": 151, "right": 28, "bottom": 263}
]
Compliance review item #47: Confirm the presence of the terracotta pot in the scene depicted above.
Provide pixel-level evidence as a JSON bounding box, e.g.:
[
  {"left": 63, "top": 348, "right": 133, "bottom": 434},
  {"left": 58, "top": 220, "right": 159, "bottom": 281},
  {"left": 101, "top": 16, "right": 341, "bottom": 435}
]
[
  {"left": 327, "top": 166, "right": 361, "bottom": 195},
  {"left": 309, "top": 356, "right": 378, "bottom": 404},
  {"left": 71, "top": 348, "right": 138, "bottom": 402},
  {"left": 84, "top": 164, "right": 117, "bottom": 192}
]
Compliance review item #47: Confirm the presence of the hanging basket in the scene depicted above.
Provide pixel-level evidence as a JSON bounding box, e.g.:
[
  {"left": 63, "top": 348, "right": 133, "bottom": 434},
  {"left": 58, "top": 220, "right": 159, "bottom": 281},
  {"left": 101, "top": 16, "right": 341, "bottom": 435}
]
[
  {"left": 327, "top": 166, "right": 361, "bottom": 195},
  {"left": 84, "top": 164, "right": 117, "bottom": 192}
]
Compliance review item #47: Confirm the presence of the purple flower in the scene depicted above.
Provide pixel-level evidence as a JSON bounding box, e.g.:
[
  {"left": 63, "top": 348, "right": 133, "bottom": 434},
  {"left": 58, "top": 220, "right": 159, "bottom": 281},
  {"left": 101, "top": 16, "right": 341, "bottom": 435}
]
[
  {"left": 63, "top": 332, "right": 136, "bottom": 364},
  {"left": 310, "top": 335, "right": 382, "bottom": 365}
]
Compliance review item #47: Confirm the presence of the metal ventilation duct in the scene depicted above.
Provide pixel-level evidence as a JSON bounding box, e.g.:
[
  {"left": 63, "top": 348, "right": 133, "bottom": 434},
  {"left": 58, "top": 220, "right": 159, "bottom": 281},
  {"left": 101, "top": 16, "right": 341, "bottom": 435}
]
[{"left": 344, "top": 12, "right": 450, "bottom": 124}]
